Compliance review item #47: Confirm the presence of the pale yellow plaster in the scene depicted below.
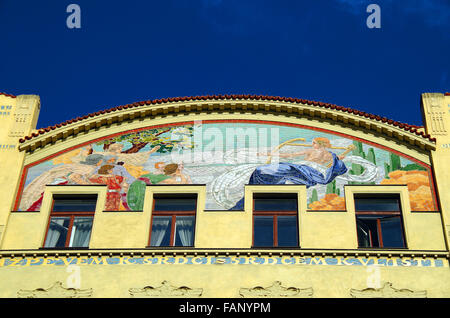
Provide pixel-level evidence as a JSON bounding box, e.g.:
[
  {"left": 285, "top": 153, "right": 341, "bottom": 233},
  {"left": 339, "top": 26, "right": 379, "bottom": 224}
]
[{"left": 0, "top": 94, "right": 448, "bottom": 298}]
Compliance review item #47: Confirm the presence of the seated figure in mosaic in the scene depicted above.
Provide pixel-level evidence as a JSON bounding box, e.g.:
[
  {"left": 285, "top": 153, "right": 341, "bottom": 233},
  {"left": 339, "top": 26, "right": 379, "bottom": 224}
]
[{"left": 230, "top": 137, "right": 350, "bottom": 210}]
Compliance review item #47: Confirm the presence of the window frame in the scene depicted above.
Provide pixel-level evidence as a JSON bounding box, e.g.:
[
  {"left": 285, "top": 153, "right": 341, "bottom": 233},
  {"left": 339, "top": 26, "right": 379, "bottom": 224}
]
[
  {"left": 354, "top": 194, "right": 407, "bottom": 249},
  {"left": 148, "top": 195, "right": 197, "bottom": 248},
  {"left": 43, "top": 195, "right": 97, "bottom": 249},
  {"left": 252, "top": 195, "right": 299, "bottom": 248}
]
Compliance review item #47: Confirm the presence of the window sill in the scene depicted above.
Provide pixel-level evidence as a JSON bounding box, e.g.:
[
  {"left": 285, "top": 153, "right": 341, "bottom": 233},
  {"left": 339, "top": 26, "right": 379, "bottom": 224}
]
[
  {"left": 39, "top": 247, "right": 90, "bottom": 250},
  {"left": 357, "top": 247, "right": 408, "bottom": 251},
  {"left": 145, "top": 246, "right": 195, "bottom": 249},
  {"left": 251, "top": 246, "right": 301, "bottom": 249},
  {"left": 102, "top": 210, "right": 144, "bottom": 213}
]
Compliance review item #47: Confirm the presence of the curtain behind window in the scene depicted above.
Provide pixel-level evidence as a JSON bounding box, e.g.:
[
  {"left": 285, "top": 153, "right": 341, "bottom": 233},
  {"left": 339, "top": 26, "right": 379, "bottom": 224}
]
[
  {"left": 150, "top": 216, "right": 171, "bottom": 246},
  {"left": 70, "top": 217, "right": 93, "bottom": 247},
  {"left": 175, "top": 216, "right": 194, "bottom": 246}
]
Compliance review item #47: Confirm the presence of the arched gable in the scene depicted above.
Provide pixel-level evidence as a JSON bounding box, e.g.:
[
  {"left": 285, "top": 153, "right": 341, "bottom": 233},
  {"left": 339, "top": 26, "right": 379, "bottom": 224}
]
[{"left": 15, "top": 96, "right": 438, "bottom": 212}]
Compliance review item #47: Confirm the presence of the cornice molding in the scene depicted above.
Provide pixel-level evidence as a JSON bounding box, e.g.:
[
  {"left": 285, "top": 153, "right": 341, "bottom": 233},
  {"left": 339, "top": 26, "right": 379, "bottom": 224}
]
[
  {"left": 17, "top": 95, "right": 435, "bottom": 153},
  {"left": 0, "top": 248, "right": 448, "bottom": 259}
]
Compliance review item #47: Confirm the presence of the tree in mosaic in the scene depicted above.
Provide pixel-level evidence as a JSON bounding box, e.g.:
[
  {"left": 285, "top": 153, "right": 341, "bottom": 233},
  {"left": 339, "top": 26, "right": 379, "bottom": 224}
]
[{"left": 95, "top": 125, "right": 195, "bottom": 154}]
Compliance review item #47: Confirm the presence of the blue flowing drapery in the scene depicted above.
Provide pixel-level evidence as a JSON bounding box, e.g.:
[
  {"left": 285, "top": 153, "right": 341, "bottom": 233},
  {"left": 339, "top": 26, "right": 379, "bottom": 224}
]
[{"left": 230, "top": 152, "right": 347, "bottom": 210}]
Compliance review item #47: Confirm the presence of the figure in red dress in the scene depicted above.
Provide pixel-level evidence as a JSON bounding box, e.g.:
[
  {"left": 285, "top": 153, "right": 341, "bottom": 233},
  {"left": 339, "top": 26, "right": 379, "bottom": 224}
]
[{"left": 89, "top": 164, "right": 124, "bottom": 211}]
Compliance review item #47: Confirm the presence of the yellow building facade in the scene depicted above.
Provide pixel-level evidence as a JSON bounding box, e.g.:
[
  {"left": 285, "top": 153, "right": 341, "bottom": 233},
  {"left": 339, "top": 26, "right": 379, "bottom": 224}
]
[{"left": 0, "top": 92, "right": 449, "bottom": 298}]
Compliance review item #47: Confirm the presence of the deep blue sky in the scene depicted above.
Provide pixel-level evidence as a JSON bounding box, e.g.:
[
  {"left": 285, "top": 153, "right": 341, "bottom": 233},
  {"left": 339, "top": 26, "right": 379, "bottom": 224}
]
[{"left": 0, "top": 0, "right": 449, "bottom": 128}]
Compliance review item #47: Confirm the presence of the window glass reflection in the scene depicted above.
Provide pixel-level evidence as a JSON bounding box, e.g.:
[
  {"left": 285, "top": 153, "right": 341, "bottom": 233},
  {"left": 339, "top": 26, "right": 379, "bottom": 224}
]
[
  {"left": 253, "top": 216, "right": 274, "bottom": 247},
  {"left": 380, "top": 216, "right": 404, "bottom": 248},
  {"left": 52, "top": 195, "right": 97, "bottom": 212},
  {"left": 277, "top": 215, "right": 298, "bottom": 247},
  {"left": 355, "top": 196, "right": 400, "bottom": 212},
  {"left": 44, "top": 217, "right": 70, "bottom": 248},
  {"left": 254, "top": 198, "right": 297, "bottom": 211}
]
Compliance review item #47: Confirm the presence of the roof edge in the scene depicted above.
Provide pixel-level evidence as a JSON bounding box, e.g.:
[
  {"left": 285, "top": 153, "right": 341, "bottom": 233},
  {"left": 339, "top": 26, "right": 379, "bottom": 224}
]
[
  {"left": 0, "top": 92, "right": 17, "bottom": 98},
  {"left": 18, "top": 94, "right": 433, "bottom": 144}
]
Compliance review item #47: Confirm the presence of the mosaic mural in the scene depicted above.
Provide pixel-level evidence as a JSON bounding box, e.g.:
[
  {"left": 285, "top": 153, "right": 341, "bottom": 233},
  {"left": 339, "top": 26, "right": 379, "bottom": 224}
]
[{"left": 16, "top": 121, "right": 437, "bottom": 212}]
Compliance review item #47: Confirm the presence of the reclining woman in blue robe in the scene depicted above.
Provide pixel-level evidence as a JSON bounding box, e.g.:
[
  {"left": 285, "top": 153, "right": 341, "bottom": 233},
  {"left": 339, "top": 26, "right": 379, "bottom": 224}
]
[{"left": 229, "top": 137, "right": 350, "bottom": 210}]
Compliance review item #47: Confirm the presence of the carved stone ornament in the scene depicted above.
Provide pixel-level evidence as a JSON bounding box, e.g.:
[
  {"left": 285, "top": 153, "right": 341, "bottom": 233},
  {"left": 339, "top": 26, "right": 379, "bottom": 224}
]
[
  {"left": 239, "top": 281, "right": 313, "bottom": 298},
  {"left": 129, "top": 280, "right": 203, "bottom": 298},
  {"left": 423, "top": 93, "right": 447, "bottom": 136},
  {"left": 17, "top": 281, "right": 93, "bottom": 298},
  {"left": 350, "top": 282, "right": 427, "bottom": 298}
]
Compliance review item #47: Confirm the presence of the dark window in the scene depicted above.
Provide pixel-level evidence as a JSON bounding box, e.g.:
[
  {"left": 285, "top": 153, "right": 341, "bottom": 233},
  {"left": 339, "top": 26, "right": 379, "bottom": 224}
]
[
  {"left": 52, "top": 194, "right": 97, "bottom": 212},
  {"left": 253, "top": 194, "right": 298, "bottom": 248},
  {"left": 153, "top": 197, "right": 197, "bottom": 211},
  {"left": 43, "top": 194, "right": 97, "bottom": 248},
  {"left": 149, "top": 194, "right": 197, "bottom": 247},
  {"left": 355, "top": 194, "right": 406, "bottom": 248},
  {"left": 354, "top": 196, "right": 400, "bottom": 212},
  {"left": 253, "top": 197, "right": 298, "bottom": 211},
  {"left": 253, "top": 216, "right": 274, "bottom": 247}
]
